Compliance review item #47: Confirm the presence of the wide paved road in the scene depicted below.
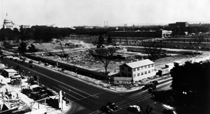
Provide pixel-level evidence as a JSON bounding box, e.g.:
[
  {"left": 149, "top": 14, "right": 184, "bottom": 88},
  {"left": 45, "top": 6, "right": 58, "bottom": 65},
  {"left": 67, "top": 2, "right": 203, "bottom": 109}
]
[
  {"left": 1, "top": 58, "right": 171, "bottom": 114},
  {"left": 1, "top": 58, "right": 130, "bottom": 113}
]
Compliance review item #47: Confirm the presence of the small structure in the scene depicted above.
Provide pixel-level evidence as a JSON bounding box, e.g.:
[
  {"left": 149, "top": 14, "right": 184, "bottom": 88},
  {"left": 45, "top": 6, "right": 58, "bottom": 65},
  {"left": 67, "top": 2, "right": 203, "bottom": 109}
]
[
  {"left": 119, "top": 59, "right": 155, "bottom": 82},
  {"left": 1, "top": 69, "right": 18, "bottom": 78}
]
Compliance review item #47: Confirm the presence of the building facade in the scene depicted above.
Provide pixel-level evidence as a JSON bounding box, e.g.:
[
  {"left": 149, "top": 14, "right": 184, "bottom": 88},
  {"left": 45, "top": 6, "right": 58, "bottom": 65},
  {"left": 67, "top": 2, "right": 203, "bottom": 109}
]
[
  {"left": 108, "top": 30, "right": 172, "bottom": 38},
  {"left": 119, "top": 59, "right": 156, "bottom": 82},
  {"left": 168, "top": 22, "right": 189, "bottom": 36},
  {"left": 1, "top": 69, "right": 18, "bottom": 78}
]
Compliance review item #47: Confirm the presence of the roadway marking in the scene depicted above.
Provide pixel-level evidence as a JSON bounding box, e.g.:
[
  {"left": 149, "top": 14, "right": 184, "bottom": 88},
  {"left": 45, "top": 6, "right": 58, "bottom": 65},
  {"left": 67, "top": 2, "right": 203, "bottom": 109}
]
[
  {"left": 58, "top": 85, "right": 87, "bottom": 98},
  {"left": 52, "top": 86, "right": 80, "bottom": 100},
  {"left": 118, "top": 92, "right": 150, "bottom": 105},
  {"left": 9, "top": 60, "right": 93, "bottom": 97},
  {"left": 73, "top": 92, "right": 106, "bottom": 102},
  {"left": 117, "top": 94, "right": 152, "bottom": 110}
]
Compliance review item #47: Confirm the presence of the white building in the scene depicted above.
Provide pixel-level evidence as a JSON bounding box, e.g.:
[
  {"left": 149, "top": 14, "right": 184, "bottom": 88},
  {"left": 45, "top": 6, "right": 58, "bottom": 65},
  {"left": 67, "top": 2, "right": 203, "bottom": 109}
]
[
  {"left": 1, "top": 69, "right": 18, "bottom": 78},
  {"left": 120, "top": 59, "right": 156, "bottom": 82}
]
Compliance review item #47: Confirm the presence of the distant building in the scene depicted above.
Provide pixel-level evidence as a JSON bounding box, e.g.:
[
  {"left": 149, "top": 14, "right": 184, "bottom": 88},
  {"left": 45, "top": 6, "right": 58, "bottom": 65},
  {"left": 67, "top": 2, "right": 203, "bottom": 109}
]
[
  {"left": 119, "top": 59, "right": 155, "bottom": 82},
  {"left": 2, "top": 19, "right": 15, "bottom": 29},
  {"left": 20, "top": 25, "right": 31, "bottom": 29},
  {"left": 169, "top": 22, "right": 189, "bottom": 28},
  {"left": 168, "top": 22, "right": 189, "bottom": 36},
  {"left": 108, "top": 29, "right": 172, "bottom": 38},
  {"left": 2, "top": 14, "right": 20, "bottom": 29}
]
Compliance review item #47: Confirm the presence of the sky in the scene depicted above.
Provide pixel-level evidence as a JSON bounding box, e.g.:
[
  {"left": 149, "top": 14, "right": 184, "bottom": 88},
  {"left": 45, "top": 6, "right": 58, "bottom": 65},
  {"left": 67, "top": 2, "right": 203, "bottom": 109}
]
[{"left": 0, "top": 0, "right": 210, "bottom": 27}]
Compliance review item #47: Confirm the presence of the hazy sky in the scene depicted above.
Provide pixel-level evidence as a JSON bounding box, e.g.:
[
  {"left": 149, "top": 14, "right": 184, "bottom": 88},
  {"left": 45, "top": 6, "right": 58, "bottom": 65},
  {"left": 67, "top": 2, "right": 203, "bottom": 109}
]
[{"left": 0, "top": 0, "right": 210, "bottom": 27}]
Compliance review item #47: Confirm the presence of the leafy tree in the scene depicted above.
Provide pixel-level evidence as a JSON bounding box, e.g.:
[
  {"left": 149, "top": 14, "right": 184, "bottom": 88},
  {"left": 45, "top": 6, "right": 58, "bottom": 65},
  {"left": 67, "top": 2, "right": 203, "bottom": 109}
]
[{"left": 89, "top": 47, "right": 117, "bottom": 74}]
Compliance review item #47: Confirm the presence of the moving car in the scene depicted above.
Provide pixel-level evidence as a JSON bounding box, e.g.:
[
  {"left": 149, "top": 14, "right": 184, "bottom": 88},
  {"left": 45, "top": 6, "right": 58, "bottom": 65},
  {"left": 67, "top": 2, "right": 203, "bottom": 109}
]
[
  {"left": 100, "top": 105, "right": 113, "bottom": 113},
  {"left": 107, "top": 102, "right": 118, "bottom": 110},
  {"left": 151, "top": 81, "right": 158, "bottom": 85},
  {"left": 127, "top": 105, "right": 141, "bottom": 113}
]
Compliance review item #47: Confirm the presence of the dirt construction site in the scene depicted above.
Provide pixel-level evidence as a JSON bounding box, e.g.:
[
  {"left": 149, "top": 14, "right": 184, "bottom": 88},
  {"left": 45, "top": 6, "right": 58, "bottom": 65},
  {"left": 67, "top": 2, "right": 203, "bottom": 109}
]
[{"left": 32, "top": 38, "right": 210, "bottom": 76}]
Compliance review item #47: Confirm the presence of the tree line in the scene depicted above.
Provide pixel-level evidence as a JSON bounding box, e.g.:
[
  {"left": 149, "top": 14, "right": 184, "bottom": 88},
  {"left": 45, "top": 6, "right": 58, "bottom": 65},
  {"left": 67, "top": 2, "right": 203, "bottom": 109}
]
[
  {"left": 0, "top": 26, "right": 75, "bottom": 42},
  {"left": 170, "top": 61, "right": 210, "bottom": 114}
]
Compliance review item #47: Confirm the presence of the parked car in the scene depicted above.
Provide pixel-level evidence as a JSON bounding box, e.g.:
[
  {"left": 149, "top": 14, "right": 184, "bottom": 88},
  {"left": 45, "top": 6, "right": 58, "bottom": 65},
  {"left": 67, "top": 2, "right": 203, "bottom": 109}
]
[
  {"left": 30, "top": 65, "right": 34, "bottom": 68},
  {"left": 29, "top": 60, "right": 33, "bottom": 64},
  {"left": 151, "top": 81, "right": 158, "bottom": 85},
  {"left": 107, "top": 102, "right": 118, "bottom": 110},
  {"left": 127, "top": 105, "right": 141, "bottom": 113},
  {"left": 44, "top": 63, "right": 49, "bottom": 66},
  {"left": 148, "top": 88, "right": 155, "bottom": 93}
]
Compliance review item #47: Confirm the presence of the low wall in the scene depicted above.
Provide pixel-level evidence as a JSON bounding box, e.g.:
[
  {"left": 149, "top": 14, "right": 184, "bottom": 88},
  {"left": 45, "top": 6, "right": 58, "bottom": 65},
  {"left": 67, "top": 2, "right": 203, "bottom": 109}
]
[{"left": 24, "top": 54, "right": 109, "bottom": 80}]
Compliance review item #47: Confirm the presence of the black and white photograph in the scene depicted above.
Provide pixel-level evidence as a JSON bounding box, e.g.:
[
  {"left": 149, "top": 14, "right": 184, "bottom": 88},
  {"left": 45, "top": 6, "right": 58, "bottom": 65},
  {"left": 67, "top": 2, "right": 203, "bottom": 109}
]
[{"left": 0, "top": 0, "right": 210, "bottom": 114}]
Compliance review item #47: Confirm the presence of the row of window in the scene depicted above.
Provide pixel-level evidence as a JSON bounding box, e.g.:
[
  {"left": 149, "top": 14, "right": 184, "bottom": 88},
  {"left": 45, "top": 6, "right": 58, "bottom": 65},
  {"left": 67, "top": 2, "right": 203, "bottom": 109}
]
[
  {"left": 121, "top": 64, "right": 154, "bottom": 72},
  {"left": 133, "top": 64, "right": 154, "bottom": 72},
  {"left": 133, "top": 69, "right": 154, "bottom": 77}
]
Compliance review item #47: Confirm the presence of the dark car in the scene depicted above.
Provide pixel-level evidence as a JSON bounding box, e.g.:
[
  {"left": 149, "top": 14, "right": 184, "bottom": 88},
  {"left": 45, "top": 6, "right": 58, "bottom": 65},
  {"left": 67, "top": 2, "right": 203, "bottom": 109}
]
[
  {"left": 29, "top": 60, "right": 33, "bottom": 64},
  {"left": 142, "top": 84, "right": 152, "bottom": 90},
  {"left": 107, "top": 102, "right": 118, "bottom": 110},
  {"left": 148, "top": 88, "right": 155, "bottom": 93},
  {"left": 100, "top": 105, "right": 113, "bottom": 113},
  {"left": 151, "top": 81, "right": 158, "bottom": 85},
  {"left": 30, "top": 65, "right": 34, "bottom": 68},
  {"left": 44, "top": 63, "right": 49, "bottom": 66}
]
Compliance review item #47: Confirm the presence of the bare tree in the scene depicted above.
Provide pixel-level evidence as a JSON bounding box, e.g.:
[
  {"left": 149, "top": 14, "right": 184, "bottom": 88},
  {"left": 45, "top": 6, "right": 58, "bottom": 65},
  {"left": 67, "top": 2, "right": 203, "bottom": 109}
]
[
  {"left": 89, "top": 47, "right": 117, "bottom": 74},
  {"left": 193, "top": 34, "right": 204, "bottom": 50},
  {"left": 144, "top": 41, "right": 166, "bottom": 60}
]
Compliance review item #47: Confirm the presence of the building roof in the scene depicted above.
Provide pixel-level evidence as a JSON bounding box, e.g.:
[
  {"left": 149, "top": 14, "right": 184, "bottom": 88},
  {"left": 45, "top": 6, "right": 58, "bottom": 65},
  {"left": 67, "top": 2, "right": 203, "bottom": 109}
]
[
  {"left": 3, "top": 69, "right": 17, "bottom": 73},
  {"left": 125, "top": 59, "right": 154, "bottom": 68}
]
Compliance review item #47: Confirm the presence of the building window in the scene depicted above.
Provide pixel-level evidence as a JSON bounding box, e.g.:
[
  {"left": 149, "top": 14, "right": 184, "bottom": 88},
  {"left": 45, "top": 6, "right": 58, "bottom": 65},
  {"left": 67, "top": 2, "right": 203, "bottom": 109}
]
[
  {"left": 141, "top": 72, "right": 143, "bottom": 75},
  {"left": 137, "top": 67, "right": 139, "bottom": 71},
  {"left": 138, "top": 73, "right": 140, "bottom": 76},
  {"left": 133, "top": 68, "right": 136, "bottom": 72},
  {"left": 145, "top": 71, "right": 147, "bottom": 74},
  {"left": 151, "top": 64, "right": 154, "bottom": 67},
  {"left": 145, "top": 65, "right": 147, "bottom": 68},
  {"left": 148, "top": 70, "right": 150, "bottom": 73},
  {"left": 133, "top": 74, "right": 136, "bottom": 77},
  {"left": 141, "top": 66, "right": 143, "bottom": 69},
  {"left": 148, "top": 65, "right": 150, "bottom": 68}
]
